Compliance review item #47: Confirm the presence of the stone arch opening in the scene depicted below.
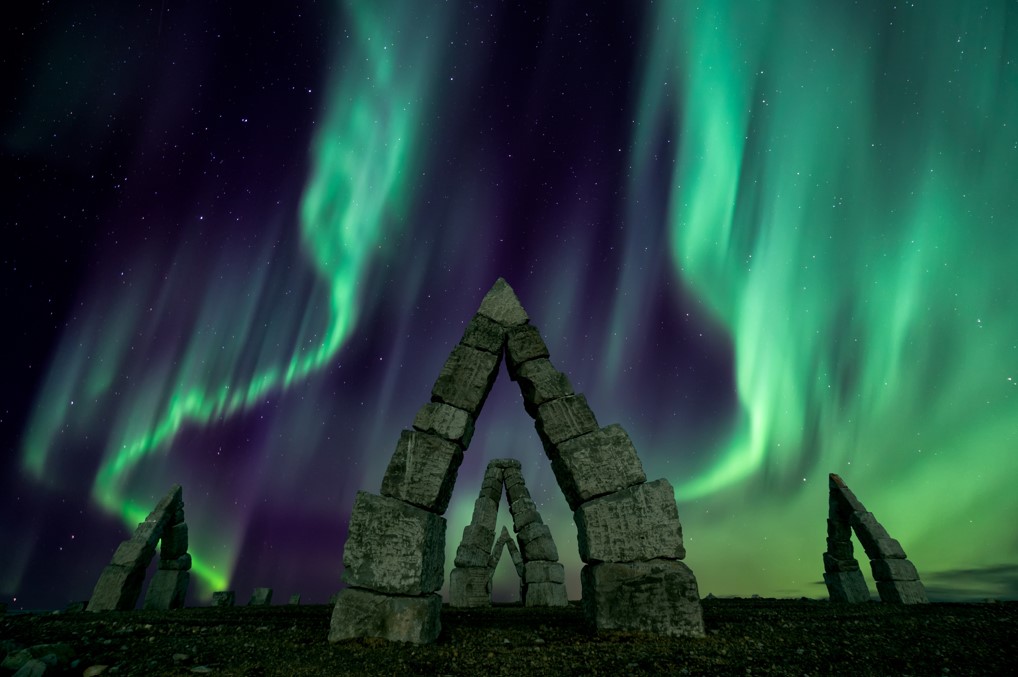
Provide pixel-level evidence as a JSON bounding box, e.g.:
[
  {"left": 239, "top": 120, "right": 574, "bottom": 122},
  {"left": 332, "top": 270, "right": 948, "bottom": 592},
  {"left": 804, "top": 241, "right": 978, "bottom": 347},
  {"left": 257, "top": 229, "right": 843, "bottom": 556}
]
[{"left": 330, "top": 279, "right": 704, "bottom": 643}]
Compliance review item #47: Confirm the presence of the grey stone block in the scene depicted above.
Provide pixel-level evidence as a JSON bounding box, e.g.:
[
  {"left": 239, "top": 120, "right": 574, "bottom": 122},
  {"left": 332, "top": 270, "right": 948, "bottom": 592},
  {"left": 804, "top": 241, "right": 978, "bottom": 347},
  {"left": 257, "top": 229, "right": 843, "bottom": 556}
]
[
  {"left": 469, "top": 497, "right": 499, "bottom": 533},
  {"left": 550, "top": 424, "right": 647, "bottom": 510},
  {"left": 489, "top": 458, "right": 522, "bottom": 470},
  {"left": 506, "top": 324, "right": 550, "bottom": 376},
  {"left": 111, "top": 538, "right": 157, "bottom": 568},
  {"left": 341, "top": 492, "right": 446, "bottom": 595},
  {"left": 449, "top": 567, "right": 493, "bottom": 607},
  {"left": 524, "top": 581, "right": 568, "bottom": 607},
  {"left": 211, "top": 591, "right": 235, "bottom": 607},
  {"left": 158, "top": 553, "right": 192, "bottom": 571},
  {"left": 160, "top": 522, "right": 188, "bottom": 560},
  {"left": 581, "top": 559, "right": 705, "bottom": 637},
  {"left": 88, "top": 564, "right": 146, "bottom": 611},
  {"left": 518, "top": 522, "right": 559, "bottom": 562},
  {"left": 460, "top": 313, "right": 507, "bottom": 354},
  {"left": 524, "top": 561, "right": 565, "bottom": 584},
  {"left": 515, "top": 359, "right": 573, "bottom": 416},
  {"left": 829, "top": 474, "right": 867, "bottom": 512},
  {"left": 825, "top": 537, "right": 855, "bottom": 560},
  {"left": 871, "top": 558, "right": 920, "bottom": 582},
  {"left": 431, "top": 345, "right": 501, "bottom": 418},
  {"left": 329, "top": 588, "right": 441, "bottom": 644},
  {"left": 483, "top": 465, "right": 505, "bottom": 481},
  {"left": 460, "top": 523, "right": 496, "bottom": 552},
  {"left": 455, "top": 544, "right": 492, "bottom": 568},
  {"left": 479, "top": 477, "right": 503, "bottom": 503},
  {"left": 248, "top": 587, "right": 273, "bottom": 605},
  {"left": 143, "top": 569, "right": 189, "bottom": 610},
  {"left": 823, "top": 552, "right": 860, "bottom": 573},
  {"left": 876, "top": 580, "right": 929, "bottom": 604},
  {"left": 827, "top": 517, "right": 853, "bottom": 541},
  {"left": 380, "top": 430, "right": 463, "bottom": 513},
  {"left": 289, "top": 594, "right": 301, "bottom": 605},
  {"left": 575, "top": 479, "right": 684, "bottom": 563},
  {"left": 477, "top": 278, "right": 529, "bottom": 327},
  {"left": 536, "top": 395, "right": 599, "bottom": 447},
  {"left": 509, "top": 496, "right": 542, "bottom": 533},
  {"left": 505, "top": 479, "right": 531, "bottom": 504},
  {"left": 851, "top": 512, "right": 907, "bottom": 559},
  {"left": 412, "top": 402, "right": 475, "bottom": 448},
  {"left": 824, "top": 570, "right": 870, "bottom": 603}
]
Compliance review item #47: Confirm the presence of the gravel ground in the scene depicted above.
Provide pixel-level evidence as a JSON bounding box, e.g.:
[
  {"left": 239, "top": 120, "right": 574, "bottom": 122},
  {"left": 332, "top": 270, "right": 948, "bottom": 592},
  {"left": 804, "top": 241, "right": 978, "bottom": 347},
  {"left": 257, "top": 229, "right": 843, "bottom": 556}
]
[{"left": 2, "top": 598, "right": 1015, "bottom": 676}]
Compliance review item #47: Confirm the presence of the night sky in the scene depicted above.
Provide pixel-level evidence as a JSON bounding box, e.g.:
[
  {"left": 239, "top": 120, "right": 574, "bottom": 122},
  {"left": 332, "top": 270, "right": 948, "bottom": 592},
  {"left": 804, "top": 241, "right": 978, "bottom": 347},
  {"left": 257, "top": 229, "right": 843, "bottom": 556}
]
[{"left": 4, "top": 1, "right": 1017, "bottom": 611}]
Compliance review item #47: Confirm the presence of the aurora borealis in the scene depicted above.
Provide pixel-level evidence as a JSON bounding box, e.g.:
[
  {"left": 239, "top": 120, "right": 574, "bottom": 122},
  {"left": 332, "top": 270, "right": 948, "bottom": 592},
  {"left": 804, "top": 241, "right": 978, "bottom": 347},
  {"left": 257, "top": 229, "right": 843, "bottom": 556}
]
[{"left": 3, "top": 1, "right": 1016, "bottom": 610}]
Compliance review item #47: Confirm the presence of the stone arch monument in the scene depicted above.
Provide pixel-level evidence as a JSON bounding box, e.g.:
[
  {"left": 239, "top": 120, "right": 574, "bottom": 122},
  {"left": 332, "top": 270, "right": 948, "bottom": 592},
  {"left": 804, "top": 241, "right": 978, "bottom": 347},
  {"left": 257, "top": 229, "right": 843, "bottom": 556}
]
[
  {"left": 88, "top": 484, "right": 191, "bottom": 611},
  {"left": 823, "top": 473, "right": 928, "bottom": 604},
  {"left": 329, "top": 279, "right": 704, "bottom": 643},
  {"left": 450, "top": 458, "right": 567, "bottom": 608}
]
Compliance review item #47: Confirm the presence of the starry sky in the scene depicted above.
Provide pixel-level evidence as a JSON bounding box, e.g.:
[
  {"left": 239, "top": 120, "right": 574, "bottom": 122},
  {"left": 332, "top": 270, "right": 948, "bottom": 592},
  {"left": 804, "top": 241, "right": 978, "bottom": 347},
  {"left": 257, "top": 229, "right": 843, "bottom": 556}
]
[{"left": 3, "top": 1, "right": 1017, "bottom": 611}]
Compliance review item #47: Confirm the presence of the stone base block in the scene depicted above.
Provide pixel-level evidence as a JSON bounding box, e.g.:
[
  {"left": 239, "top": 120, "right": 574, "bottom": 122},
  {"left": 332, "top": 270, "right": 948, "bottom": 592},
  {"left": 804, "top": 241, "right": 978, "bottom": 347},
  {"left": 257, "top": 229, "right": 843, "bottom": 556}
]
[
  {"left": 143, "top": 569, "right": 189, "bottom": 610},
  {"left": 524, "top": 581, "right": 568, "bottom": 607},
  {"left": 581, "top": 559, "right": 705, "bottom": 637},
  {"left": 380, "top": 430, "right": 463, "bottom": 513},
  {"left": 449, "top": 567, "right": 493, "bottom": 607},
  {"left": 823, "top": 552, "right": 860, "bottom": 573},
  {"left": 871, "top": 558, "right": 919, "bottom": 582},
  {"left": 823, "top": 570, "right": 870, "bottom": 603},
  {"left": 524, "top": 561, "right": 564, "bottom": 584},
  {"left": 329, "top": 588, "right": 441, "bottom": 644},
  {"left": 88, "top": 564, "right": 145, "bottom": 611},
  {"left": 211, "top": 591, "right": 235, "bottom": 607},
  {"left": 876, "top": 580, "right": 929, "bottom": 604},
  {"left": 342, "top": 492, "right": 446, "bottom": 595},
  {"left": 551, "top": 424, "right": 646, "bottom": 510},
  {"left": 575, "top": 479, "right": 685, "bottom": 563},
  {"left": 249, "top": 587, "right": 273, "bottom": 605}
]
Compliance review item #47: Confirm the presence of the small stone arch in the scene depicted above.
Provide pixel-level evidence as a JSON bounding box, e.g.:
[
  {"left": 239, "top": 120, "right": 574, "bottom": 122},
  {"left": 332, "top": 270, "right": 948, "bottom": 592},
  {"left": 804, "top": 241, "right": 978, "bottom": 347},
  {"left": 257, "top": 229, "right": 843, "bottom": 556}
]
[
  {"left": 823, "top": 473, "right": 928, "bottom": 604},
  {"left": 330, "top": 279, "right": 703, "bottom": 643},
  {"left": 87, "top": 484, "right": 192, "bottom": 611},
  {"left": 450, "top": 458, "right": 567, "bottom": 607}
]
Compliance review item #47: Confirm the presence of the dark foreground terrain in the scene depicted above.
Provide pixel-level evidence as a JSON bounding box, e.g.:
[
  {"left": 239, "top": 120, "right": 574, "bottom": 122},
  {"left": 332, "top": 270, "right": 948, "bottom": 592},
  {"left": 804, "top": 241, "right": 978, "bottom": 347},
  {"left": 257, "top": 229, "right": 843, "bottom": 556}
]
[{"left": 2, "top": 598, "right": 1015, "bottom": 676}]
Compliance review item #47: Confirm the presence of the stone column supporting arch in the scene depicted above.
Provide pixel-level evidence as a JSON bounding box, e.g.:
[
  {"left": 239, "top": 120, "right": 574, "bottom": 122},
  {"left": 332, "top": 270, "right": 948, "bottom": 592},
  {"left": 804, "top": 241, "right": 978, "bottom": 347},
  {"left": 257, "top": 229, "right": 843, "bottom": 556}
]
[
  {"left": 87, "top": 484, "right": 192, "bottom": 611},
  {"left": 823, "top": 473, "right": 928, "bottom": 604},
  {"left": 329, "top": 279, "right": 704, "bottom": 644}
]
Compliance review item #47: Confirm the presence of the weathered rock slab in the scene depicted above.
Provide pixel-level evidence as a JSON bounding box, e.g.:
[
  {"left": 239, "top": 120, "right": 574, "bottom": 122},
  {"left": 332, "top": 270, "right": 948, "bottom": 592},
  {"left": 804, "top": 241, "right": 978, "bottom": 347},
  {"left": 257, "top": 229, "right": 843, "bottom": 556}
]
[
  {"left": 449, "top": 567, "right": 493, "bottom": 607},
  {"left": 412, "top": 402, "right": 475, "bottom": 449},
  {"left": 477, "top": 278, "right": 529, "bottom": 327},
  {"left": 329, "top": 588, "right": 441, "bottom": 644},
  {"left": 248, "top": 588, "right": 273, "bottom": 606},
  {"left": 431, "top": 345, "right": 501, "bottom": 418},
  {"left": 551, "top": 424, "right": 646, "bottom": 510},
  {"left": 380, "top": 430, "right": 463, "bottom": 514},
  {"left": 850, "top": 512, "right": 906, "bottom": 559},
  {"left": 524, "top": 581, "right": 568, "bottom": 607},
  {"left": 517, "top": 522, "right": 559, "bottom": 562},
  {"left": 824, "top": 570, "right": 870, "bottom": 603},
  {"left": 158, "top": 553, "right": 192, "bottom": 571},
  {"left": 524, "top": 561, "right": 565, "bottom": 584},
  {"left": 489, "top": 458, "right": 522, "bottom": 469},
  {"left": 211, "top": 591, "right": 235, "bottom": 607},
  {"left": 341, "top": 492, "right": 446, "bottom": 595},
  {"left": 871, "top": 558, "right": 920, "bottom": 581},
  {"left": 536, "top": 395, "right": 599, "bottom": 447},
  {"left": 515, "top": 359, "right": 573, "bottom": 416},
  {"left": 823, "top": 551, "right": 860, "bottom": 573},
  {"left": 88, "top": 564, "right": 146, "bottom": 611},
  {"left": 160, "top": 522, "right": 188, "bottom": 560},
  {"left": 581, "top": 559, "right": 704, "bottom": 637},
  {"left": 468, "top": 497, "right": 499, "bottom": 533},
  {"left": 509, "top": 496, "right": 542, "bottom": 532},
  {"left": 506, "top": 324, "right": 550, "bottom": 376},
  {"left": 460, "top": 313, "right": 506, "bottom": 354},
  {"left": 143, "top": 569, "right": 189, "bottom": 610},
  {"left": 876, "top": 580, "right": 929, "bottom": 604},
  {"left": 110, "top": 538, "right": 156, "bottom": 568},
  {"left": 575, "top": 479, "right": 685, "bottom": 563}
]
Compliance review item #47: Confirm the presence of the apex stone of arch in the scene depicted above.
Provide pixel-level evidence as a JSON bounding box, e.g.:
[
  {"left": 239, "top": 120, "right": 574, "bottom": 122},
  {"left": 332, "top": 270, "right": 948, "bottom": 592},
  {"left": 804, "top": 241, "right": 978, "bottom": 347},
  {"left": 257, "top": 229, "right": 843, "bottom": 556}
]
[
  {"left": 87, "top": 484, "right": 192, "bottom": 611},
  {"left": 329, "top": 278, "right": 704, "bottom": 644},
  {"left": 823, "top": 474, "right": 928, "bottom": 604},
  {"left": 450, "top": 459, "right": 567, "bottom": 608}
]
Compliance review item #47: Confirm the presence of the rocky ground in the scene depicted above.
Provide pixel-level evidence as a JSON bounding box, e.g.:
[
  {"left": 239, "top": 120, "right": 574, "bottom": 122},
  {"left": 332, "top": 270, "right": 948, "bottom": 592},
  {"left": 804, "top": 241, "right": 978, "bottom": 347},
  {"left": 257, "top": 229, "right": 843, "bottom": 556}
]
[{"left": 2, "top": 598, "right": 1015, "bottom": 676}]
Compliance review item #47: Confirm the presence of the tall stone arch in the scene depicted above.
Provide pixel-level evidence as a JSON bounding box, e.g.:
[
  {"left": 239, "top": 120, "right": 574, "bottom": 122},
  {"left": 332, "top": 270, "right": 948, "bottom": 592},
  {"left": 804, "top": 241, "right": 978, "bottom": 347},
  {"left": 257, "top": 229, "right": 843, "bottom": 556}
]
[
  {"left": 329, "top": 279, "right": 704, "bottom": 643},
  {"left": 88, "top": 484, "right": 191, "bottom": 611},
  {"left": 450, "top": 458, "right": 567, "bottom": 608},
  {"left": 823, "top": 473, "right": 928, "bottom": 604}
]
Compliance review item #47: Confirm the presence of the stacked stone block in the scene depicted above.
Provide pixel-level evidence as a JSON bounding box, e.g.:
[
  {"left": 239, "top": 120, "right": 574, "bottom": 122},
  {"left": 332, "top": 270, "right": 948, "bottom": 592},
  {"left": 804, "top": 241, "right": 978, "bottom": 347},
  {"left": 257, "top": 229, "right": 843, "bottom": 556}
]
[
  {"left": 823, "top": 474, "right": 928, "bottom": 604},
  {"left": 88, "top": 485, "right": 192, "bottom": 611}
]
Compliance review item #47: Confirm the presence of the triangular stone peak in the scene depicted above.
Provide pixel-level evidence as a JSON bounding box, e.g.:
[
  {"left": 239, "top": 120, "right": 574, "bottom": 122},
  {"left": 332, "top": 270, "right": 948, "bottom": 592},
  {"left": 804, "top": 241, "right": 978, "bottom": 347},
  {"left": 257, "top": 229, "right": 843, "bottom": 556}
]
[
  {"left": 823, "top": 473, "right": 928, "bottom": 604},
  {"left": 88, "top": 484, "right": 192, "bottom": 611},
  {"left": 330, "top": 278, "right": 705, "bottom": 644},
  {"left": 450, "top": 458, "right": 567, "bottom": 608}
]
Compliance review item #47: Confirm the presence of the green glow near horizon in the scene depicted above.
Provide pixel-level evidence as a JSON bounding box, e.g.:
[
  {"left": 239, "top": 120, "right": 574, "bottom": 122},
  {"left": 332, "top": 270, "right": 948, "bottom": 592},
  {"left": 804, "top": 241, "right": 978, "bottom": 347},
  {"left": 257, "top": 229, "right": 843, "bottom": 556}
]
[
  {"left": 633, "top": 0, "right": 1018, "bottom": 596},
  {"left": 20, "top": 0, "right": 450, "bottom": 594}
]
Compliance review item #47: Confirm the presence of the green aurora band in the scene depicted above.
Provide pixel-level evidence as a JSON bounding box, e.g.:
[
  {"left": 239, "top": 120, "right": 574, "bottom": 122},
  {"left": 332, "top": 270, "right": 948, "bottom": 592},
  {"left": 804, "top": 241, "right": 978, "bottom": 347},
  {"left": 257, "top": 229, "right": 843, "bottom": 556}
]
[
  {"left": 632, "top": 0, "right": 1018, "bottom": 596},
  {"left": 20, "top": 1, "right": 451, "bottom": 596}
]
